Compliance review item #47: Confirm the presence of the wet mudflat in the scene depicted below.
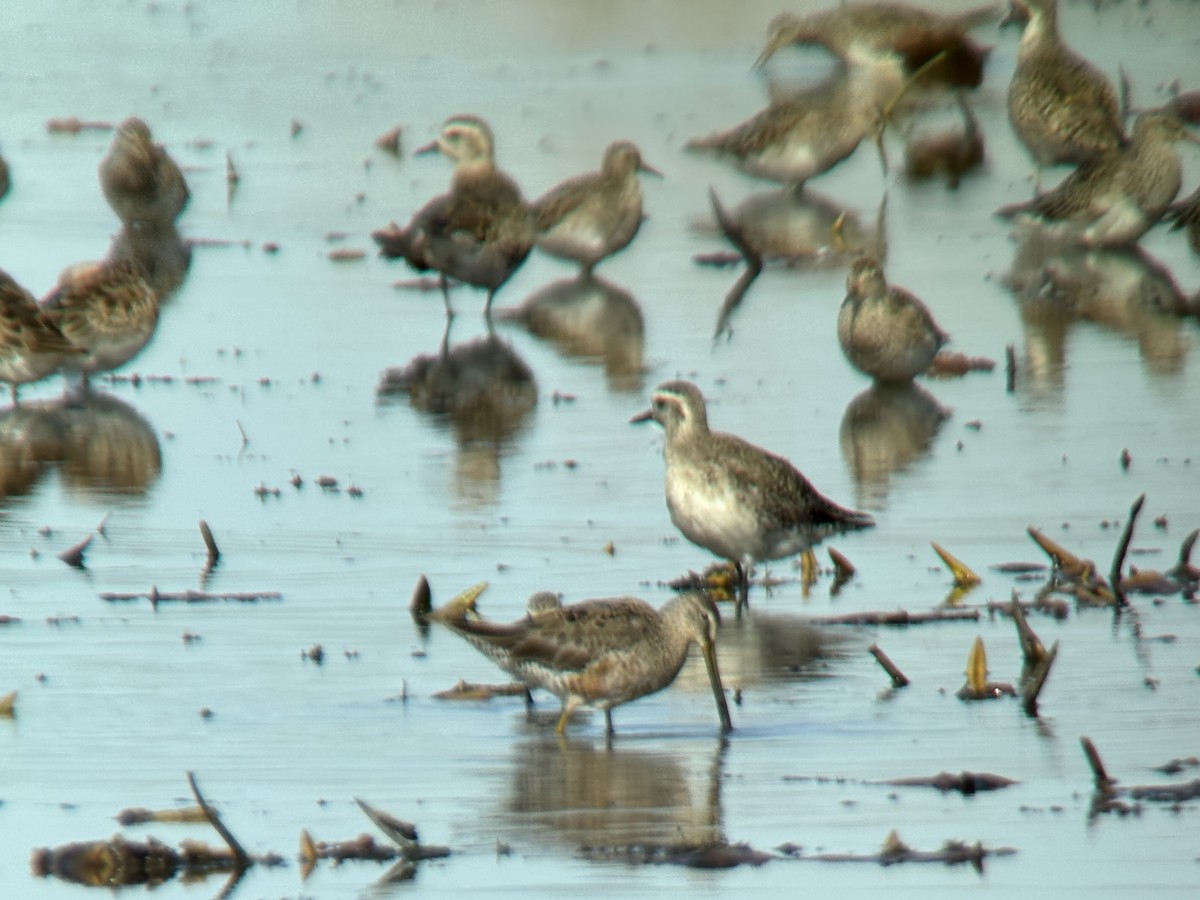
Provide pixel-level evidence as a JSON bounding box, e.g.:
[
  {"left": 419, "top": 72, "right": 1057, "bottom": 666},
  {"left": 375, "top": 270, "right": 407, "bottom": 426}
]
[{"left": 2, "top": 0, "right": 1200, "bottom": 896}]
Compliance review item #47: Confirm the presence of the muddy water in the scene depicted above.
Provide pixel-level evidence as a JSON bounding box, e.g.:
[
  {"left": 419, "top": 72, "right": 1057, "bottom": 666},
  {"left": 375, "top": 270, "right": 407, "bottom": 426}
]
[{"left": 2, "top": 0, "right": 1199, "bottom": 896}]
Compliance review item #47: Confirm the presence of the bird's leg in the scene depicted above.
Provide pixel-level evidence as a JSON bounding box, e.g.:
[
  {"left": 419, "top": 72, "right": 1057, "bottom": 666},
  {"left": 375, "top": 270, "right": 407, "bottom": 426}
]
[
  {"left": 9, "top": 384, "right": 17, "bottom": 406},
  {"left": 735, "top": 561, "right": 750, "bottom": 616},
  {"left": 523, "top": 688, "right": 535, "bottom": 711},
  {"left": 555, "top": 696, "right": 581, "bottom": 735},
  {"left": 801, "top": 548, "right": 818, "bottom": 597},
  {"left": 604, "top": 709, "right": 614, "bottom": 737},
  {"left": 483, "top": 287, "right": 497, "bottom": 319},
  {"left": 440, "top": 273, "right": 455, "bottom": 317}
]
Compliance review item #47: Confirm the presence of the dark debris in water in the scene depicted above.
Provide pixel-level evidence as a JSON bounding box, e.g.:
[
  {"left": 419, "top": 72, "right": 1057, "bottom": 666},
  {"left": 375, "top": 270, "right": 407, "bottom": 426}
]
[{"left": 579, "top": 840, "right": 774, "bottom": 869}]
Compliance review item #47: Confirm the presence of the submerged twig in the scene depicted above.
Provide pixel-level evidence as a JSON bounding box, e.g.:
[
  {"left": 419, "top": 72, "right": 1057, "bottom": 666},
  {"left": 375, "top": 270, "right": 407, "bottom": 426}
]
[
  {"left": 868, "top": 643, "right": 909, "bottom": 688},
  {"left": 1110, "top": 494, "right": 1145, "bottom": 609},
  {"left": 809, "top": 608, "right": 979, "bottom": 626},
  {"left": 199, "top": 520, "right": 220, "bottom": 569},
  {"left": 100, "top": 589, "right": 282, "bottom": 604},
  {"left": 187, "top": 771, "right": 248, "bottom": 871},
  {"left": 57, "top": 534, "right": 93, "bottom": 569}
]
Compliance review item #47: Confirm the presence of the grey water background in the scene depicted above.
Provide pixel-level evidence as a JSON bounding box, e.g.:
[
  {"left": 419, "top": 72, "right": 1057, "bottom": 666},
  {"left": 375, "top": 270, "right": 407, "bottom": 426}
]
[{"left": 2, "top": 0, "right": 1199, "bottom": 896}]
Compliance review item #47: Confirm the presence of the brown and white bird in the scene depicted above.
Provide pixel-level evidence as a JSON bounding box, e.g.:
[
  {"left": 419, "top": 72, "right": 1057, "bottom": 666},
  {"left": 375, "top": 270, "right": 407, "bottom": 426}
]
[
  {"left": 1003, "top": 0, "right": 1124, "bottom": 181},
  {"left": 429, "top": 582, "right": 732, "bottom": 736},
  {"left": 531, "top": 141, "right": 661, "bottom": 279},
  {"left": 838, "top": 255, "right": 949, "bottom": 383},
  {"left": 633, "top": 380, "right": 874, "bottom": 610},
  {"left": 757, "top": 1, "right": 999, "bottom": 89},
  {"left": 99, "top": 117, "right": 190, "bottom": 227},
  {"left": 40, "top": 258, "right": 159, "bottom": 383},
  {"left": 997, "top": 110, "right": 1198, "bottom": 248},
  {"left": 373, "top": 115, "right": 533, "bottom": 316},
  {"left": 0, "top": 269, "right": 80, "bottom": 403},
  {"left": 685, "top": 58, "right": 902, "bottom": 189}
]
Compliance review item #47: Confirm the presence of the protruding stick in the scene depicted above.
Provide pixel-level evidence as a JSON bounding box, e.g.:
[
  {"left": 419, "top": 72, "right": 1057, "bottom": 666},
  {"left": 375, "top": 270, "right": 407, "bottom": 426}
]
[{"left": 869, "top": 643, "right": 909, "bottom": 688}]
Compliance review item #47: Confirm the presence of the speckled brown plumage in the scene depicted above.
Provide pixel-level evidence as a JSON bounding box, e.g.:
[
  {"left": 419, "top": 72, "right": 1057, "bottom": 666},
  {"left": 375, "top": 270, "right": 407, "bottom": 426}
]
[
  {"left": 0, "top": 269, "right": 79, "bottom": 403},
  {"left": 531, "top": 141, "right": 659, "bottom": 278},
  {"left": 685, "top": 60, "right": 900, "bottom": 187},
  {"left": 373, "top": 115, "right": 533, "bottom": 315},
  {"left": 634, "top": 380, "right": 874, "bottom": 608},
  {"left": 432, "top": 584, "right": 732, "bottom": 736},
  {"left": 1004, "top": 0, "right": 1123, "bottom": 171},
  {"left": 40, "top": 258, "right": 159, "bottom": 381},
  {"left": 99, "top": 117, "right": 190, "bottom": 226},
  {"left": 838, "top": 256, "right": 949, "bottom": 383},
  {"left": 997, "top": 111, "right": 1195, "bottom": 248},
  {"left": 758, "top": 2, "right": 998, "bottom": 88}
]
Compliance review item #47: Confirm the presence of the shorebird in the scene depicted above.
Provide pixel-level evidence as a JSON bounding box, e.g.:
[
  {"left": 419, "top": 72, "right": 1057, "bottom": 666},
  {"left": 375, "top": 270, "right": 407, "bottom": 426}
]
[
  {"left": 0, "top": 269, "right": 80, "bottom": 404},
  {"left": 99, "top": 117, "right": 190, "bottom": 227},
  {"left": 373, "top": 115, "right": 533, "bottom": 316},
  {"left": 40, "top": 258, "right": 159, "bottom": 383},
  {"left": 632, "top": 380, "right": 874, "bottom": 610},
  {"left": 757, "top": 1, "right": 999, "bottom": 89},
  {"left": 685, "top": 57, "right": 901, "bottom": 188},
  {"left": 1003, "top": 0, "right": 1124, "bottom": 182},
  {"left": 838, "top": 255, "right": 949, "bottom": 383},
  {"left": 997, "top": 110, "right": 1198, "bottom": 248},
  {"left": 429, "top": 583, "right": 732, "bottom": 736},
  {"left": 531, "top": 141, "right": 661, "bottom": 278}
]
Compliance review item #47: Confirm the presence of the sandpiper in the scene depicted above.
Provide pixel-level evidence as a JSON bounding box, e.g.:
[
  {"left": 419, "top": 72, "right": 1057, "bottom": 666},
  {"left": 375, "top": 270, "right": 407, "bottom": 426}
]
[
  {"left": 685, "top": 58, "right": 901, "bottom": 188},
  {"left": 1003, "top": 0, "right": 1124, "bottom": 180},
  {"left": 373, "top": 115, "right": 533, "bottom": 316},
  {"left": 0, "top": 269, "right": 80, "bottom": 404},
  {"left": 838, "top": 255, "right": 949, "bottom": 383},
  {"left": 531, "top": 141, "right": 661, "bottom": 278},
  {"left": 757, "top": 1, "right": 998, "bottom": 89},
  {"left": 40, "top": 258, "right": 159, "bottom": 383},
  {"left": 997, "top": 110, "right": 1198, "bottom": 248},
  {"left": 99, "top": 117, "right": 190, "bottom": 227},
  {"left": 633, "top": 380, "right": 874, "bottom": 610},
  {"left": 429, "top": 583, "right": 732, "bottom": 736}
]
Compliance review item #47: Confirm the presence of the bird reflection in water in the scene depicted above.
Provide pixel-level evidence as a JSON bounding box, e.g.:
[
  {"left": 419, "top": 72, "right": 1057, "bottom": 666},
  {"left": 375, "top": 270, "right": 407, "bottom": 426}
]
[
  {"left": 108, "top": 222, "right": 193, "bottom": 304},
  {"left": 700, "top": 187, "right": 886, "bottom": 337},
  {"left": 1002, "top": 234, "right": 1193, "bottom": 402},
  {"left": 377, "top": 320, "right": 536, "bottom": 504},
  {"left": 840, "top": 382, "right": 950, "bottom": 507},
  {"left": 496, "top": 275, "right": 645, "bottom": 392},
  {"left": 0, "top": 391, "right": 161, "bottom": 501},
  {"left": 497, "top": 738, "right": 726, "bottom": 853}
]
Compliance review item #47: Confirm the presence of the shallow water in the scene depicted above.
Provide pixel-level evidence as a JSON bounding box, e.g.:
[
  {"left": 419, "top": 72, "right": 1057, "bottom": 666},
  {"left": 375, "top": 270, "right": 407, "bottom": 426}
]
[{"left": 2, "top": 0, "right": 1200, "bottom": 897}]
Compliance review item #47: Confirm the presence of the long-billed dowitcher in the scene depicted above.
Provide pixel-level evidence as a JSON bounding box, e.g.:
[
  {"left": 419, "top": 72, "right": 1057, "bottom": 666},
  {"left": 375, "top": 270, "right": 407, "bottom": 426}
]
[
  {"left": 997, "top": 110, "right": 1198, "bottom": 248},
  {"left": 1003, "top": 0, "right": 1124, "bottom": 180},
  {"left": 373, "top": 115, "right": 533, "bottom": 317},
  {"left": 0, "top": 269, "right": 80, "bottom": 403},
  {"left": 531, "top": 141, "right": 660, "bottom": 279},
  {"left": 40, "top": 258, "right": 159, "bottom": 383},
  {"left": 757, "top": 2, "right": 998, "bottom": 89},
  {"left": 685, "top": 57, "right": 901, "bottom": 188},
  {"left": 838, "top": 255, "right": 949, "bottom": 383},
  {"left": 633, "top": 380, "right": 874, "bottom": 610},
  {"left": 429, "top": 583, "right": 732, "bottom": 736},
  {"left": 99, "top": 117, "right": 190, "bottom": 227}
]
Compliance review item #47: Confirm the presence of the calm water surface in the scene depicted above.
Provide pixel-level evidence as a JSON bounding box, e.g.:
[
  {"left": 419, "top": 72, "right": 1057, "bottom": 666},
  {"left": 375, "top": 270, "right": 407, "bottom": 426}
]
[{"left": 2, "top": 1, "right": 1199, "bottom": 897}]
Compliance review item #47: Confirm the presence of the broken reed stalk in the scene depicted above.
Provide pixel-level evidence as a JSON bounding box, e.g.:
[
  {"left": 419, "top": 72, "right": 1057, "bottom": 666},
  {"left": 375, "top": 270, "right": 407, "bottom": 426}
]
[
  {"left": 1109, "top": 493, "right": 1145, "bottom": 610},
  {"left": 199, "top": 520, "right": 220, "bottom": 568},
  {"left": 868, "top": 643, "right": 910, "bottom": 688},
  {"left": 187, "top": 771, "right": 249, "bottom": 871},
  {"left": 809, "top": 608, "right": 979, "bottom": 626},
  {"left": 1079, "top": 737, "right": 1115, "bottom": 792},
  {"left": 1020, "top": 640, "right": 1057, "bottom": 717}
]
